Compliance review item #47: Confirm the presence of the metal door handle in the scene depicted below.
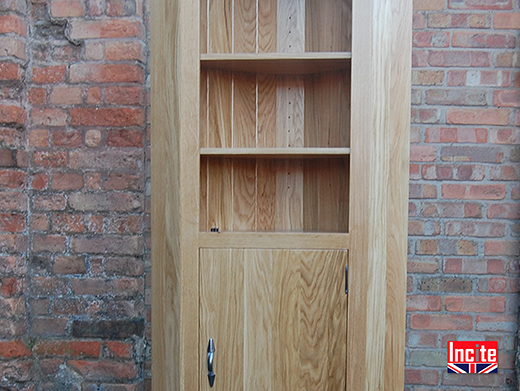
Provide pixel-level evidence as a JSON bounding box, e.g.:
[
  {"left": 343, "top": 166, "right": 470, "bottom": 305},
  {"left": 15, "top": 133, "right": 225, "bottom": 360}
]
[{"left": 207, "top": 338, "right": 215, "bottom": 387}]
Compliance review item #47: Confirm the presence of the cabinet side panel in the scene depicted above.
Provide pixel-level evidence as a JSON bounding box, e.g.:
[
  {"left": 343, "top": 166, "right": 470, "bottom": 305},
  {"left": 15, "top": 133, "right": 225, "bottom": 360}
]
[
  {"left": 258, "top": 0, "right": 277, "bottom": 53},
  {"left": 208, "top": 0, "right": 232, "bottom": 53},
  {"left": 384, "top": 0, "right": 411, "bottom": 388},
  {"left": 151, "top": 0, "right": 181, "bottom": 389},
  {"left": 234, "top": 0, "right": 256, "bottom": 53},
  {"left": 305, "top": 0, "right": 352, "bottom": 52}
]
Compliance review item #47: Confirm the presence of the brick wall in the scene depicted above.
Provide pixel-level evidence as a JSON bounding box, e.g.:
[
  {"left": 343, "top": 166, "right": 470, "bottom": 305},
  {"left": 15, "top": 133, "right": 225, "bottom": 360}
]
[
  {"left": 0, "top": 0, "right": 150, "bottom": 388},
  {"left": 0, "top": 0, "right": 518, "bottom": 389},
  {"left": 407, "top": 0, "right": 519, "bottom": 389}
]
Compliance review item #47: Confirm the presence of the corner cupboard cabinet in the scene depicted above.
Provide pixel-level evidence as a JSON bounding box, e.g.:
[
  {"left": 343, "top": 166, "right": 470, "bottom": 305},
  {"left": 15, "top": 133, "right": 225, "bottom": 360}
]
[{"left": 151, "top": 0, "right": 412, "bottom": 390}]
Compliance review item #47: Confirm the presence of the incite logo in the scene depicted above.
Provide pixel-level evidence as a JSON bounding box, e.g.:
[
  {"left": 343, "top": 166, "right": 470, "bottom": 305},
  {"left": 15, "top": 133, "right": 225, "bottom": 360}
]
[{"left": 447, "top": 341, "right": 498, "bottom": 374}]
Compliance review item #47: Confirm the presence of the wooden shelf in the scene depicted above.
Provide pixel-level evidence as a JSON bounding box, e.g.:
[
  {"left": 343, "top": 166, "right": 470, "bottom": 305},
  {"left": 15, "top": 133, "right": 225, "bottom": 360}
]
[
  {"left": 200, "top": 147, "right": 350, "bottom": 158},
  {"left": 201, "top": 52, "right": 351, "bottom": 74}
]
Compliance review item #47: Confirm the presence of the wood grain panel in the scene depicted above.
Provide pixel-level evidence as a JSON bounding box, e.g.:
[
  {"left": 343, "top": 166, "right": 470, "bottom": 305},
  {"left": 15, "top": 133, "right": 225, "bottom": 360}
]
[
  {"left": 200, "top": 0, "right": 208, "bottom": 53},
  {"left": 200, "top": 156, "right": 208, "bottom": 230},
  {"left": 257, "top": 74, "right": 277, "bottom": 148},
  {"left": 234, "top": 0, "right": 256, "bottom": 53},
  {"left": 306, "top": 0, "right": 352, "bottom": 52},
  {"left": 233, "top": 73, "right": 256, "bottom": 148},
  {"left": 256, "top": 159, "right": 277, "bottom": 230},
  {"left": 232, "top": 159, "right": 256, "bottom": 230},
  {"left": 275, "top": 160, "right": 303, "bottom": 231},
  {"left": 207, "top": 157, "right": 232, "bottom": 231},
  {"left": 277, "top": 0, "right": 305, "bottom": 53},
  {"left": 305, "top": 70, "right": 350, "bottom": 148},
  {"left": 200, "top": 249, "right": 244, "bottom": 390},
  {"left": 200, "top": 69, "right": 208, "bottom": 147},
  {"left": 199, "top": 248, "right": 348, "bottom": 390},
  {"left": 258, "top": 0, "right": 277, "bottom": 53},
  {"left": 276, "top": 76, "right": 305, "bottom": 148},
  {"left": 208, "top": 0, "right": 232, "bottom": 53},
  {"left": 208, "top": 70, "right": 232, "bottom": 147}
]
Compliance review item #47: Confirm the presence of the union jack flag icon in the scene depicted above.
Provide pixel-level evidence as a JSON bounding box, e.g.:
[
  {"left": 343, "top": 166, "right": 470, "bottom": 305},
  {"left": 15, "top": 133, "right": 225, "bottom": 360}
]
[{"left": 447, "top": 363, "right": 498, "bottom": 374}]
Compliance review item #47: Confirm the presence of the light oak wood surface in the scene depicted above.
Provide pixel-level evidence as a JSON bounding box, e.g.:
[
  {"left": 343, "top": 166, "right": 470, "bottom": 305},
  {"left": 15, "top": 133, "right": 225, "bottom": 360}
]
[{"left": 199, "top": 248, "right": 348, "bottom": 390}]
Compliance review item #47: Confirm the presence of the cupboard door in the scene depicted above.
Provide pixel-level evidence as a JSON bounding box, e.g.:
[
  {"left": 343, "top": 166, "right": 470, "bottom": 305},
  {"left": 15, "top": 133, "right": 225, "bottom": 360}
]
[{"left": 199, "top": 248, "right": 348, "bottom": 390}]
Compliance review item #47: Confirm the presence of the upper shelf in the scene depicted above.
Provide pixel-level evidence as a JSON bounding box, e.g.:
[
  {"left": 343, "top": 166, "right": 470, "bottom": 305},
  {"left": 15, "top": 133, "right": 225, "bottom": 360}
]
[
  {"left": 200, "top": 52, "right": 352, "bottom": 74},
  {"left": 200, "top": 147, "right": 351, "bottom": 158}
]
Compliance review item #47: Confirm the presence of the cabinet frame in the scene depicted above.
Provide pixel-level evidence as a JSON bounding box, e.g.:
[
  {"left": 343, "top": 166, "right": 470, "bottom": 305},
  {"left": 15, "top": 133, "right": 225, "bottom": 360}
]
[{"left": 151, "top": 0, "right": 411, "bottom": 389}]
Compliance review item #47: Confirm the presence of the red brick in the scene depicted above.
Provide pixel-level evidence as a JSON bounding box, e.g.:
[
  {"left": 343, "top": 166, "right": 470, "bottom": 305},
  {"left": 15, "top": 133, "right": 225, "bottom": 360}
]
[
  {"left": 0, "top": 37, "right": 25, "bottom": 59},
  {"left": 0, "top": 14, "right": 26, "bottom": 36},
  {"left": 410, "top": 314, "right": 473, "bottom": 330},
  {"left": 28, "top": 87, "right": 47, "bottom": 105},
  {"left": 447, "top": 108, "right": 510, "bottom": 125},
  {"left": 478, "top": 277, "right": 517, "bottom": 293},
  {"left": 445, "top": 221, "right": 505, "bottom": 237},
  {"left": 52, "top": 214, "right": 85, "bottom": 233},
  {"left": 32, "top": 65, "right": 66, "bottom": 84},
  {"left": 31, "top": 317, "right": 68, "bottom": 336},
  {"left": 70, "top": 108, "right": 144, "bottom": 127},
  {"left": 412, "top": 12, "right": 425, "bottom": 29},
  {"left": 444, "top": 296, "right": 506, "bottom": 313},
  {"left": 448, "top": 0, "right": 512, "bottom": 10},
  {"left": 0, "top": 61, "right": 22, "bottom": 81},
  {"left": 104, "top": 173, "right": 142, "bottom": 191},
  {"left": 1, "top": 276, "right": 24, "bottom": 296},
  {"left": 412, "top": 50, "right": 427, "bottom": 67},
  {"left": 410, "top": 147, "right": 436, "bottom": 164},
  {"left": 51, "top": 172, "right": 84, "bottom": 190},
  {"left": 0, "top": 192, "right": 26, "bottom": 211},
  {"left": 409, "top": 183, "right": 437, "bottom": 199},
  {"left": 52, "top": 129, "right": 82, "bottom": 148},
  {"left": 31, "top": 172, "right": 49, "bottom": 190},
  {"left": 428, "top": 50, "right": 490, "bottom": 67},
  {"left": 485, "top": 241, "right": 520, "bottom": 256},
  {"left": 106, "top": 341, "right": 132, "bottom": 358},
  {"left": 33, "top": 150, "right": 68, "bottom": 168},
  {"left": 54, "top": 256, "right": 86, "bottom": 274},
  {"left": 0, "top": 170, "right": 26, "bottom": 189},
  {"left": 50, "top": 0, "right": 84, "bottom": 16},
  {"left": 31, "top": 108, "right": 67, "bottom": 127},
  {"left": 30, "top": 214, "right": 49, "bottom": 231},
  {"left": 487, "top": 203, "right": 520, "bottom": 219},
  {"left": 28, "top": 129, "right": 49, "bottom": 148},
  {"left": 69, "top": 20, "right": 143, "bottom": 39},
  {"left": 411, "top": 108, "right": 439, "bottom": 124},
  {"left": 86, "top": 87, "right": 102, "bottom": 104},
  {"left": 105, "top": 86, "right": 144, "bottom": 105},
  {"left": 442, "top": 184, "right": 505, "bottom": 200},
  {"left": 68, "top": 360, "right": 138, "bottom": 381},
  {"left": 447, "top": 70, "right": 466, "bottom": 86},
  {"left": 0, "top": 103, "right": 25, "bottom": 125},
  {"left": 70, "top": 63, "right": 144, "bottom": 84},
  {"left": 0, "top": 128, "right": 22, "bottom": 148},
  {"left": 32, "top": 234, "right": 67, "bottom": 252},
  {"left": 407, "top": 295, "right": 442, "bottom": 311},
  {"left": 106, "top": 129, "right": 143, "bottom": 147},
  {"left": 50, "top": 86, "right": 83, "bottom": 105},
  {"left": 0, "top": 340, "right": 30, "bottom": 358},
  {"left": 413, "top": 31, "right": 449, "bottom": 47},
  {"left": 476, "top": 315, "right": 516, "bottom": 332},
  {"left": 425, "top": 127, "right": 487, "bottom": 143},
  {"left": 405, "top": 369, "right": 439, "bottom": 385},
  {"left": 0, "top": 213, "right": 25, "bottom": 232},
  {"left": 70, "top": 150, "right": 141, "bottom": 170},
  {"left": 33, "top": 195, "right": 67, "bottom": 211},
  {"left": 35, "top": 340, "right": 100, "bottom": 357},
  {"left": 407, "top": 259, "right": 439, "bottom": 274},
  {"left": 452, "top": 31, "right": 516, "bottom": 48},
  {"left": 494, "top": 12, "right": 520, "bottom": 29},
  {"left": 71, "top": 236, "right": 141, "bottom": 255},
  {"left": 493, "top": 90, "right": 520, "bottom": 108},
  {"left": 105, "top": 41, "right": 145, "bottom": 61}
]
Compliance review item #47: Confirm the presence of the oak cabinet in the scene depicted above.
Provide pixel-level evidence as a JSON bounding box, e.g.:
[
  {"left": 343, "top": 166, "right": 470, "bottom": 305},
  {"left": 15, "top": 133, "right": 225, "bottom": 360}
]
[{"left": 151, "top": 0, "right": 411, "bottom": 389}]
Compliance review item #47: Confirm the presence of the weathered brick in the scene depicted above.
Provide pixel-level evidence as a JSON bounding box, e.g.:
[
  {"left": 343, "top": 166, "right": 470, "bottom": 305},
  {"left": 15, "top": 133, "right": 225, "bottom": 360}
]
[
  {"left": 414, "top": 0, "right": 444, "bottom": 10},
  {"left": 105, "top": 41, "right": 145, "bottom": 61},
  {"left": 444, "top": 296, "right": 506, "bottom": 313},
  {"left": 452, "top": 31, "right": 516, "bottom": 48},
  {"left": 32, "top": 234, "right": 67, "bottom": 252},
  {"left": 419, "top": 277, "right": 472, "bottom": 293},
  {"left": 428, "top": 50, "right": 491, "bottom": 67},
  {"left": 31, "top": 108, "right": 67, "bottom": 127},
  {"left": 447, "top": 108, "right": 510, "bottom": 125},
  {"left": 0, "top": 103, "right": 25, "bottom": 125},
  {"left": 50, "top": 0, "right": 85, "bottom": 16},
  {"left": 69, "top": 193, "right": 142, "bottom": 212},
  {"left": 69, "top": 63, "right": 144, "bottom": 84},
  {"left": 0, "top": 361, "right": 33, "bottom": 382},
  {"left": 0, "top": 37, "right": 25, "bottom": 59},
  {"left": 69, "top": 20, "right": 143, "bottom": 39},
  {"left": 407, "top": 295, "right": 442, "bottom": 311},
  {"left": 494, "top": 12, "right": 520, "bottom": 29},
  {"left": 106, "top": 129, "right": 143, "bottom": 148},
  {"left": 32, "top": 65, "right": 66, "bottom": 84},
  {"left": 34, "top": 340, "right": 101, "bottom": 357},
  {"left": 68, "top": 360, "right": 138, "bottom": 381},
  {"left": 72, "top": 236, "right": 141, "bottom": 255},
  {"left": 71, "top": 319, "right": 144, "bottom": 339},
  {"left": 70, "top": 108, "right": 144, "bottom": 127},
  {"left": 410, "top": 314, "right": 473, "bottom": 330},
  {"left": 31, "top": 317, "right": 68, "bottom": 336},
  {"left": 442, "top": 184, "right": 505, "bottom": 200},
  {"left": 49, "top": 86, "right": 83, "bottom": 105},
  {"left": 54, "top": 256, "right": 86, "bottom": 274},
  {"left": 448, "top": 0, "right": 512, "bottom": 10}
]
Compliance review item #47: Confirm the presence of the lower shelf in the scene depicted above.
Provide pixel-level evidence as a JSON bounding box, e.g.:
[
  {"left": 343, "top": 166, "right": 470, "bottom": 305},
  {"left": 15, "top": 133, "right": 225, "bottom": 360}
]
[{"left": 200, "top": 156, "right": 349, "bottom": 233}]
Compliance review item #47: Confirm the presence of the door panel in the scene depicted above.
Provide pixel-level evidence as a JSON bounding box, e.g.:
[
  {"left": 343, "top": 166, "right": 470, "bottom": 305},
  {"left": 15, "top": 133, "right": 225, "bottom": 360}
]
[{"left": 200, "top": 248, "right": 348, "bottom": 390}]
